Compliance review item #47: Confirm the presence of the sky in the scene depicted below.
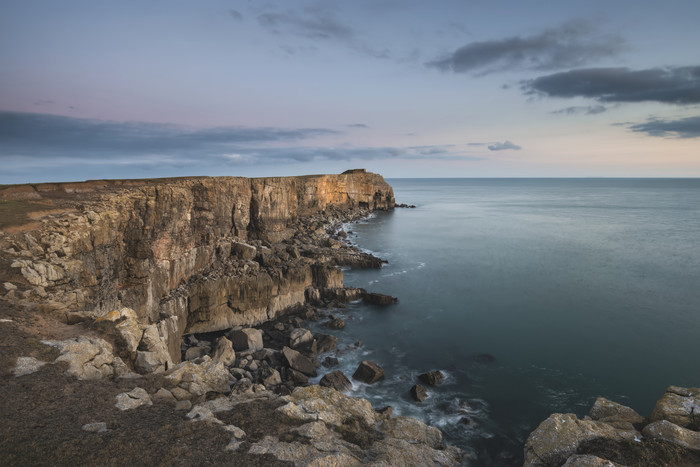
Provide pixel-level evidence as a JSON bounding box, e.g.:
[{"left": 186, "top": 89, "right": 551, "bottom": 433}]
[{"left": 1, "top": 0, "right": 699, "bottom": 183}]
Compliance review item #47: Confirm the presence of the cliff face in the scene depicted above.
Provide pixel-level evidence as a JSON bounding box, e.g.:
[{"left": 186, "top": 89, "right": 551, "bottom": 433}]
[{"left": 0, "top": 172, "right": 394, "bottom": 366}]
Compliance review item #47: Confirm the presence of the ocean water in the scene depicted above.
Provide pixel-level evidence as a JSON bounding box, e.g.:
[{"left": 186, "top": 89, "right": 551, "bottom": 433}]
[{"left": 310, "top": 178, "right": 700, "bottom": 465}]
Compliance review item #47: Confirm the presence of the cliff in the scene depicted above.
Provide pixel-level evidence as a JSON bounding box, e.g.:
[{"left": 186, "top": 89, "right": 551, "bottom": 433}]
[{"left": 0, "top": 172, "right": 394, "bottom": 366}]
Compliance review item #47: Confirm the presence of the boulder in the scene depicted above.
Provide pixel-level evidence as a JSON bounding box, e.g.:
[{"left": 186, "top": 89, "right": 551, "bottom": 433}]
[
  {"left": 261, "top": 367, "right": 282, "bottom": 387},
  {"left": 288, "top": 369, "right": 309, "bottom": 385},
  {"left": 352, "top": 360, "right": 384, "bottom": 384},
  {"left": 650, "top": 386, "right": 700, "bottom": 428},
  {"left": 230, "top": 328, "right": 263, "bottom": 352},
  {"left": 418, "top": 370, "right": 444, "bottom": 386},
  {"left": 152, "top": 388, "right": 176, "bottom": 403},
  {"left": 282, "top": 346, "right": 317, "bottom": 377},
  {"left": 411, "top": 384, "right": 428, "bottom": 402},
  {"left": 326, "top": 317, "right": 345, "bottom": 329},
  {"left": 363, "top": 292, "right": 397, "bottom": 305},
  {"left": 231, "top": 241, "right": 257, "bottom": 260},
  {"left": 185, "top": 346, "right": 209, "bottom": 361},
  {"left": 319, "top": 370, "right": 352, "bottom": 392},
  {"left": 381, "top": 416, "right": 443, "bottom": 449},
  {"left": 369, "top": 438, "right": 461, "bottom": 467},
  {"left": 12, "top": 356, "right": 47, "bottom": 377},
  {"left": 524, "top": 413, "right": 639, "bottom": 466},
  {"left": 212, "top": 336, "right": 236, "bottom": 366},
  {"left": 642, "top": 420, "right": 700, "bottom": 451},
  {"left": 322, "top": 356, "right": 339, "bottom": 367},
  {"left": 164, "top": 356, "right": 230, "bottom": 396},
  {"left": 563, "top": 455, "right": 621, "bottom": 466},
  {"left": 277, "top": 385, "right": 377, "bottom": 427},
  {"left": 588, "top": 397, "right": 646, "bottom": 426},
  {"left": 42, "top": 337, "right": 127, "bottom": 380},
  {"left": 314, "top": 333, "right": 338, "bottom": 354},
  {"left": 81, "top": 422, "right": 108, "bottom": 433},
  {"left": 94, "top": 307, "right": 143, "bottom": 357},
  {"left": 137, "top": 324, "right": 173, "bottom": 372},
  {"left": 289, "top": 328, "right": 313, "bottom": 349},
  {"left": 135, "top": 351, "right": 167, "bottom": 374},
  {"left": 115, "top": 387, "right": 153, "bottom": 411}
]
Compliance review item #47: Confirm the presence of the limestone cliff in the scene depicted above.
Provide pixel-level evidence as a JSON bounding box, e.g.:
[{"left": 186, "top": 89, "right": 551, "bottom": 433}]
[{"left": 0, "top": 171, "right": 394, "bottom": 366}]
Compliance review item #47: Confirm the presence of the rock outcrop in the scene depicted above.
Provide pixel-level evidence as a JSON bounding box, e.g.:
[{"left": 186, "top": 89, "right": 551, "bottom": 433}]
[{"left": 524, "top": 386, "right": 700, "bottom": 466}]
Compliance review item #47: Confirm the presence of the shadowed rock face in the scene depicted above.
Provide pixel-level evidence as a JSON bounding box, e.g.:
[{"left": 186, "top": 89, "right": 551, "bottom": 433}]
[{"left": 0, "top": 172, "right": 394, "bottom": 366}]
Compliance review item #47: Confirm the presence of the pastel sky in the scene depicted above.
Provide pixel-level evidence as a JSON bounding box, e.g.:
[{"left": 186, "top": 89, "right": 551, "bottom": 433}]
[{"left": 1, "top": 0, "right": 699, "bottom": 183}]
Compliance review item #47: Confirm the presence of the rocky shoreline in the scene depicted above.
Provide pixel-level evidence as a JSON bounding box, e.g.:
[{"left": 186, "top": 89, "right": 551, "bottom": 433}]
[{"left": 0, "top": 172, "right": 463, "bottom": 465}]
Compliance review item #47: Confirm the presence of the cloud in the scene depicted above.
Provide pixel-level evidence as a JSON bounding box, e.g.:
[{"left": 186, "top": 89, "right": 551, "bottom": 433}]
[
  {"left": 487, "top": 141, "right": 521, "bottom": 151},
  {"left": 552, "top": 105, "right": 607, "bottom": 115},
  {"left": 524, "top": 66, "right": 700, "bottom": 104},
  {"left": 427, "top": 20, "right": 623, "bottom": 75},
  {"left": 347, "top": 123, "right": 369, "bottom": 128},
  {"left": 229, "top": 9, "right": 243, "bottom": 21},
  {"left": 0, "top": 110, "right": 337, "bottom": 160},
  {"left": 627, "top": 115, "right": 700, "bottom": 138},
  {"left": 257, "top": 8, "right": 353, "bottom": 40}
]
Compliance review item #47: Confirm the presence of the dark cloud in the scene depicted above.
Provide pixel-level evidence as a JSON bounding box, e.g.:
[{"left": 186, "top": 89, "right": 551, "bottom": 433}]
[
  {"left": 487, "top": 141, "right": 521, "bottom": 151},
  {"left": 347, "top": 123, "right": 369, "bottom": 128},
  {"left": 524, "top": 66, "right": 700, "bottom": 104},
  {"left": 427, "top": 21, "right": 623, "bottom": 75},
  {"left": 0, "top": 110, "right": 337, "bottom": 160},
  {"left": 229, "top": 9, "right": 243, "bottom": 21},
  {"left": 552, "top": 105, "right": 607, "bottom": 115},
  {"left": 627, "top": 115, "right": 700, "bottom": 138}
]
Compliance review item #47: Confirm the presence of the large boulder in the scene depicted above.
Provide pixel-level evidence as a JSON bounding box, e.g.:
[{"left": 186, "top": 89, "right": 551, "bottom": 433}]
[
  {"left": 231, "top": 241, "right": 257, "bottom": 260},
  {"left": 418, "top": 370, "right": 444, "bottom": 386},
  {"left": 135, "top": 324, "right": 172, "bottom": 373},
  {"left": 319, "top": 370, "right": 352, "bottom": 392},
  {"left": 642, "top": 420, "right": 700, "bottom": 451},
  {"left": 115, "top": 387, "right": 153, "bottom": 411},
  {"left": 94, "top": 307, "right": 143, "bottom": 358},
  {"left": 42, "top": 336, "right": 128, "bottom": 380},
  {"left": 588, "top": 397, "right": 646, "bottom": 427},
  {"left": 410, "top": 384, "right": 428, "bottom": 402},
  {"left": 164, "top": 356, "right": 230, "bottom": 396},
  {"left": 314, "top": 333, "right": 338, "bottom": 354},
  {"left": 524, "top": 413, "right": 639, "bottom": 466},
  {"left": 282, "top": 346, "right": 317, "bottom": 377},
  {"left": 289, "top": 328, "right": 313, "bottom": 349},
  {"left": 230, "top": 328, "right": 263, "bottom": 352},
  {"left": 380, "top": 416, "right": 443, "bottom": 449},
  {"left": 352, "top": 360, "right": 384, "bottom": 384},
  {"left": 211, "top": 336, "right": 236, "bottom": 366},
  {"left": 650, "top": 386, "right": 700, "bottom": 428},
  {"left": 277, "top": 385, "right": 377, "bottom": 427}
]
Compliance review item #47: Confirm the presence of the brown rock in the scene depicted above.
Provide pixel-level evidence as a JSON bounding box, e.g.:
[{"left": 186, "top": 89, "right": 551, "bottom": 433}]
[
  {"left": 418, "top": 370, "right": 444, "bottom": 386},
  {"left": 319, "top": 370, "right": 352, "bottom": 392},
  {"left": 363, "top": 292, "right": 398, "bottom": 305},
  {"left": 282, "top": 346, "right": 317, "bottom": 377},
  {"left": 352, "top": 360, "right": 384, "bottom": 384},
  {"left": 411, "top": 384, "right": 428, "bottom": 402}
]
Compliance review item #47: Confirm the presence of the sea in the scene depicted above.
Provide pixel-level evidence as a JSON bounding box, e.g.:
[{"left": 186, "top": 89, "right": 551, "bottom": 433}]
[{"left": 307, "top": 178, "right": 700, "bottom": 466}]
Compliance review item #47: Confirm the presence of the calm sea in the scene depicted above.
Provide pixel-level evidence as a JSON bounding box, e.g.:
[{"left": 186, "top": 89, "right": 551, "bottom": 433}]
[{"left": 307, "top": 178, "right": 700, "bottom": 465}]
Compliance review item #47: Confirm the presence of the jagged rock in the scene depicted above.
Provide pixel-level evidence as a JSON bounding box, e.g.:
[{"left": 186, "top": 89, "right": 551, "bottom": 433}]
[
  {"left": 115, "top": 387, "right": 153, "bottom": 411},
  {"left": 289, "top": 328, "right": 313, "bottom": 349},
  {"left": 353, "top": 360, "right": 384, "bottom": 384},
  {"left": 175, "top": 400, "right": 192, "bottom": 411},
  {"left": 287, "top": 369, "right": 309, "bottom": 385},
  {"left": 642, "top": 420, "right": 700, "bottom": 451},
  {"left": 12, "top": 356, "right": 47, "bottom": 376},
  {"left": 370, "top": 438, "right": 462, "bottom": 466},
  {"left": 185, "top": 346, "right": 209, "bottom": 361},
  {"left": 650, "top": 386, "right": 700, "bottom": 428},
  {"left": 562, "top": 455, "right": 621, "bottom": 466},
  {"left": 277, "top": 385, "right": 377, "bottom": 427},
  {"left": 363, "top": 292, "right": 397, "bottom": 305},
  {"left": 314, "top": 333, "right": 338, "bottom": 354},
  {"left": 248, "top": 435, "right": 361, "bottom": 466},
  {"left": 152, "top": 388, "right": 176, "bottom": 403},
  {"left": 135, "top": 351, "right": 167, "bottom": 374},
  {"left": 211, "top": 336, "right": 236, "bottom": 366},
  {"left": 164, "top": 356, "right": 230, "bottom": 396},
  {"left": 94, "top": 307, "right": 143, "bottom": 357},
  {"left": 411, "top": 384, "right": 428, "bottom": 402},
  {"left": 322, "top": 356, "right": 339, "bottom": 367},
  {"left": 326, "top": 317, "right": 345, "bottom": 329},
  {"left": 137, "top": 324, "right": 173, "bottom": 372},
  {"left": 231, "top": 241, "right": 258, "bottom": 260},
  {"left": 418, "top": 370, "right": 444, "bottom": 386},
  {"left": 282, "top": 346, "right": 317, "bottom": 377},
  {"left": 589, "top": 397, "right": 646, "bottom": 425},
  {"left": 381, "top": 416, "right": 443, "bottom": 449},
  {"left": 42, "top": 337, "right": 127, "bottom": 380},
  {"left": 523, "top": 413, "right": 639, "bottom": 466},
  {"left": 261, "top": 367, "right": 282, "bottom": 387},
  {"left": 81, "top": 422, "right": 108, "bottom": 433},
  {"left": 170, "top": 387, "right": 192, "bottom": 401},
  {"left": 320, "top": 370, "right": 352, "bottom": 392},
  {"left": 230, "top": 328, "right": 263, "bottom": 352}
]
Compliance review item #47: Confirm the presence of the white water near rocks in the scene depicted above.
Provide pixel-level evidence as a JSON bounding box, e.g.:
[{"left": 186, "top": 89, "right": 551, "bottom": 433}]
[{"left": 310, "top": 178, "right": 700, "bottom": 466}]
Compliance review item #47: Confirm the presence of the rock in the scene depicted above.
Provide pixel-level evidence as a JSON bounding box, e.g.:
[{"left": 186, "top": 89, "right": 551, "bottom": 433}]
[
  {"left": 175, "top": 400, "right": 193, "bottom": 411},
  {"left": 363, "top": 292, "right": 397, "bottom": 305},
  {"left": 231, "top": 241, "right": 258, "bottom": 260},
  {"left": 185, "top": 346, "right": 209, "bottom": 361},
  {"left": 81, "top": 422, "right": 108, "bottom": 433},
  {"left": 651, "top": 386, "right": 700, "bottom": 428},
  {"left": 418, "top": 370, "right": 444, "bottom": 386},
  {"left": 261, "top": 367, "right": 282, "bottom": 387},
  {"left": 12, "top": 356, "right": 47, "bottom": 376},
  {"left": 411, "top": 384, "right": 428, "bottom": 402},
  {"left": 230, "top": 328, "right": 263, "bottom": 352},
  {"left": 642, "top": 420, "right": 700, "bottom": 451},
  {"left": 3, "top": 282, "right": 17, "bottom": 291},
  {"left": 248, "top": 435, "right": 361, "bottom": 466},
  {"left": 291, "top": 421, "right": 331, "bottom": 440},
  {"left": 289, "top": 328, "right": 313, "bottom": 349},
  {"left": 352, "top": 360, "right": 384, "bottom": 384},
  {"left": 589, "top": 397, "right": 646, "bottom": 425},
  {"left": 562, "top": 455, "right": 621, "bottom": 466},
  {"left": 314, "top": 333, "right": 338, "bottom": 354},
  {"left": 115, "top": 387, "right": 153, "bottom": 411},
  {"left": 137, "top": 324, "right": 172, "bottom": 372},
  {"left": 164, "top": 356, "right": 230, "bottom": 396},
  {"left": 277, "top": 385, "right": 377, "bottom": 427},
  {"left": 211, "top": 337, "right": 236, "bottom": 366},
  {"left": 381, "top": 416, "right": 443, "bottom": 449},
  {"left": 282, "top": 346, "right": 317, "bottom": 377},
  {"left": 326, "top": 317, "right": 345, "bottom": 329},
  {"left": 524, "top": 413, "right": 639, "bottom": 466},
  {"left": 287, "top": 369, "right": 309, "bottom": 385},
  {"left": 152, "top": 388, "right": 176, "bottom": 403},
  {"left": 133, "top": 351, "right": 164, "bottom": 374},
  {"left": 322, "top": 356, "right": 339, "bottom": 367},
  {"left": 170, "top": 387, "right": 191, "bottom": 401},
  {"left": 320, "top": 370, "right": 352, "bottom": 392},
  {"left": 42, "top": 337, "right": 126, "bottom": 380},
  {"left": 94, "top": 307, "right": 143, "bottom": 357}
]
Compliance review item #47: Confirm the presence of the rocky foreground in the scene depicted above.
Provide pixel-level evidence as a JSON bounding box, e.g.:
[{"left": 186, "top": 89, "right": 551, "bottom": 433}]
[{"left": 0, "top": 171, "right": 462, "bottom": 466}]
